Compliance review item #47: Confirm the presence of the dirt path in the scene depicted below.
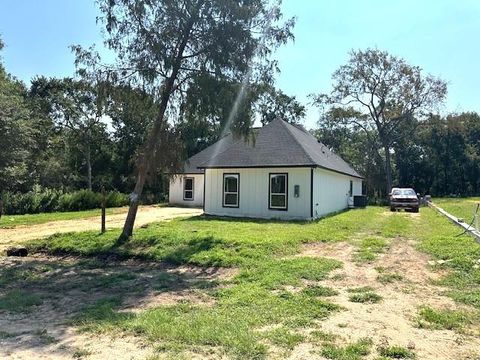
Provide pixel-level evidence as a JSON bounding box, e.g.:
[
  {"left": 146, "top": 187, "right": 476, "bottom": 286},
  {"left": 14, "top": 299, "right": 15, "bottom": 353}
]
[
  {"left": 294, "top": 239, "right": 480, "bottom": 360},
  {"left": 0, "top": 206, "right": 203, "bottom": 249}
]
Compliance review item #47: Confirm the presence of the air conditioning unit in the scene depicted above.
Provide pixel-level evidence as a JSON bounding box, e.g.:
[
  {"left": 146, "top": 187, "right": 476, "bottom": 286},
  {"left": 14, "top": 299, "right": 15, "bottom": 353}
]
[{"left": 353, "top": 195, "right": 368, "bottom": 208}]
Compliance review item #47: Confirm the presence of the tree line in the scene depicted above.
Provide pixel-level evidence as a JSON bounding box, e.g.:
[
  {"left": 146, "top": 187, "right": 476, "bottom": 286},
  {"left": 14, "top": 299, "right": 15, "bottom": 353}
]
[{"left": 1, "top": 1, "right": 479, "bottom": 238}]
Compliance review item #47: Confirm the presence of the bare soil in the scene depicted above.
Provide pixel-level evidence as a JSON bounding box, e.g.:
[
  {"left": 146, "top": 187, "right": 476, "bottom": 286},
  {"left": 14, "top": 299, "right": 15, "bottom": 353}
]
[
  {"left": 292, "top": 239, "right": 480, "bottom": 360},
  {"left": 0, "top": 255, "right": 236, "bottom": 360},
  {"left": 0, "top": 206, "right": 202, "bottom": 250}
]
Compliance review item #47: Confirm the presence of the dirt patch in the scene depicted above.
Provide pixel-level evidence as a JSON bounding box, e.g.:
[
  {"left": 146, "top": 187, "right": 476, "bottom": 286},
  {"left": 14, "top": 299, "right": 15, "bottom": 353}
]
[
  {"left": 294, "top": 240, "right": 480, "bottom": 360},
  {"left": 0, "top": 255, "right": 235, "bottom": 360},
  {"left": 0, "top": 206, "right": 203, "bottom": 250}
]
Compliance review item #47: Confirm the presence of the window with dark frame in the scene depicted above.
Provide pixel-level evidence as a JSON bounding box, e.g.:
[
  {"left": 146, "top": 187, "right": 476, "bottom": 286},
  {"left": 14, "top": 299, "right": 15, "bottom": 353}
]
[
  {"left": 349, "top": 180, "right": 353, "bottom": 197},
  {"left": 183, "top": 177, "right": 194, "bottom": 200},
  {"left": 223, "top": 173, "right": 239, "bottom": 207},
  {"left": 269, "top": 173, "right": 288, "bottom": 210}
]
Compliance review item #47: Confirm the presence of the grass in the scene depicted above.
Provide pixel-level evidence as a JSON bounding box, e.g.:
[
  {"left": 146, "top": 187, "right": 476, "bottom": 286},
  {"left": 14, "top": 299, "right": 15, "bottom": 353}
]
[
  {"left": 348, "top": 292, "right": 382, "bottom": 304},
  {"left": 347, "top": 287, "right": 382, "bottom": 304},
  {"left": 378, "top": 345, "right": 415, "bottom": 359},
  {"left": 353, "top": 237, "right": 388, "bottom": 263},
  {"left": 28, "top": 208, "right": 387, "bottom": 267},
  {"left": 377, "top": 273, "right": 404, "bottom": 284},
  {"left": 302, "top": 285, "right": 339, "bottom": 297},
  {"left": 416, "top": 305, "right": 474, "bottom": 330},
  {"left": 0, "top": 289, "right": 42, "bottom": 312},
  {"left": 433, "top": 197, "right": 480, "bottom": 223},
  {"left": 26, "top": 208, "right": 396, "bottom": 358},
  {"left": 411, "top": 206, "right": 480, "bottom": 310},
  {"left": 263, "top": 326, "right": 305, "bottom": 350},
  {"left": 0, "top": 207, "right": 127, "bottom": 228},
  {"left": 19, "top": 203, "right": 480, "bottom": 357},
  {"left": 320, "top": 338, "right": 372, "bottom": 360}
]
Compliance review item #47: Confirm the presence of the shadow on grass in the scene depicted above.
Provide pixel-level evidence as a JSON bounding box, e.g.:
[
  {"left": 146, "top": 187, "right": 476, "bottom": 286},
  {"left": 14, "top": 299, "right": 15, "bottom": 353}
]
[
  {"left": 181, "top": 207, "right": 354, "bottom": 225},
  {"left": 0, "top": 254, "right": 225, "bottom": 357}
]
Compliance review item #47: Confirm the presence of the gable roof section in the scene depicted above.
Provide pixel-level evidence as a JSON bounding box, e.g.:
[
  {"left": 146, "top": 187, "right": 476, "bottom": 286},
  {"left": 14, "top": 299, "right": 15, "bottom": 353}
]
[
  {"left": 198, "top": 119, "right": 363, "bottom": 179},
  {"left": 180, "top": 133, "right": 236, "bottom": 174}
]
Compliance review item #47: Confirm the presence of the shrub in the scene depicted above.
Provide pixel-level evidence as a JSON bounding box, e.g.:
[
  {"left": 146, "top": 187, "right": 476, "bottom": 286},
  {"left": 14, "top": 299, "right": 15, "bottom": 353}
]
[
  {"left": 105, "top": 191, "right": 129, "bottom": 208},
  {"left": 2, "top": 188, "right": 130, "bottom": 215}
]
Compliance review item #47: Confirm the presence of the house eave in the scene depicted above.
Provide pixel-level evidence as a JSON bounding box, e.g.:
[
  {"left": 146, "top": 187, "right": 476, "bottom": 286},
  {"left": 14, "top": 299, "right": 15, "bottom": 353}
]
[{"left": 199, "top": 164, "right": 364, "bottom": 179}]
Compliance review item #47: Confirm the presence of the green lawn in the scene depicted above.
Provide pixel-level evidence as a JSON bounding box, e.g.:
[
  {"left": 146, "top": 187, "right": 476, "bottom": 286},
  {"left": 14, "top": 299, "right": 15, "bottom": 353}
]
[
  {"left": 0, "top": 207, "right": 127, "bottom": 228},
  {"left": 28, "top": 207, "right": 410, "bottom": 267},
  {"left": 433, "top": 197, "right": 480, "bottom": 222},
  {"left": 7, "top": 203, "right": 480, "bottom": 358}
]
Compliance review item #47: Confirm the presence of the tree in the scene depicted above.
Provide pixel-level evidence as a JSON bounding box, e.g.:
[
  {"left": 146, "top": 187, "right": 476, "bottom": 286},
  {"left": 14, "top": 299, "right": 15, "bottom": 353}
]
[
  {"left": 73, "top": 0, "right": 295, "bottom": 241},
  {"left": 256, "top": 85, "right": 305, "bottom": 125},
  {"left": 30, "top": 77, "right": 106, "bottom": 190},
  {"left": 313, "top": 49, "right": 447, "bottom": 195},
  {"left": 0, "top": 39, "right": 39, "bottom": 193},
  {"left": 313, "top": 109, "right": 385, "bottom": 200}
]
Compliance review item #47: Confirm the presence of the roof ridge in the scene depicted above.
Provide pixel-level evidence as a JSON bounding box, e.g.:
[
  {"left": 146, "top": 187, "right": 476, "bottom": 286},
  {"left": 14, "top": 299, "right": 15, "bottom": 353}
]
[
  {"left": 199, "top": 131, "right": 255, "bottom": 168},
  {"left": 279, "top": 120, "right": 317, "bottom": 165}
]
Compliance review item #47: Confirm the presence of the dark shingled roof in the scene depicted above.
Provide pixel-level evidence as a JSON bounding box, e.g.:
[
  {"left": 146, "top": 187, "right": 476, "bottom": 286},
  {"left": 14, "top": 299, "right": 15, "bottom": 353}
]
[
  {"left": 183, "top": 119, "right": 363, "bottom": 178},
  {"left": 179, "top": 133, "right": 236, "bottom": 174}
]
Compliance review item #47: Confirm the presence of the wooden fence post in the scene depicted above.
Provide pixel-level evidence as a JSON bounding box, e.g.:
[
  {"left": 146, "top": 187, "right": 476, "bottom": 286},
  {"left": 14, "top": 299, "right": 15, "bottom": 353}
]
[{"left": 101, "top": 186, "right": 106, "bottom": 233}]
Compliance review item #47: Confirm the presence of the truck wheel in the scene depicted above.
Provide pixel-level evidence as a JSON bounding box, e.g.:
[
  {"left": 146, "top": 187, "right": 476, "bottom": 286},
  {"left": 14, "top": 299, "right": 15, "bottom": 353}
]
[
  {"left": 390, "top": 207, "right": 396, "bottom": 212},
  {"left": 413, "top": 207, "right": 419, "bottom": 213}
]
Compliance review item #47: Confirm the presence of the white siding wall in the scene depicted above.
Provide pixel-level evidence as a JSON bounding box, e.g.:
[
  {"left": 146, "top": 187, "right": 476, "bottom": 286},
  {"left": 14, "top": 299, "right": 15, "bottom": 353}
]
[
  {"left": 168, "top": 174, "right": 204, "bottom": 207},
  {"left": 204, "top": 167, "right": 311, "bottom": 220},
  {"left": 312, "top": 168, "right": 362, "bottom": 218}
]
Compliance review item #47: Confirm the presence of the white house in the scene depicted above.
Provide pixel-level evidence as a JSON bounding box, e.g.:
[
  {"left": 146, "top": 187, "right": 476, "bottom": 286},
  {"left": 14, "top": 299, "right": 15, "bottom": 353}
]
[{"left": 169, "top": 119, "right": 364, "bottom": 220}]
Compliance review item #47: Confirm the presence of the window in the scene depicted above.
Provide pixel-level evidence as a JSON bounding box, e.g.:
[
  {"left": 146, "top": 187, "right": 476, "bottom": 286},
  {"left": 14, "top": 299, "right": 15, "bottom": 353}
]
[
  {"left": 269, "top": 173, "right": 288, "bottom": 210},
  {"left": 183, "top": 177, "right": 194, "bottom": 201},
  {"left": 223, "top": 173, "right": 239, "bottom": 207},
  {"left": 349, "top": 180, "right": 353, "bottom": 197}
]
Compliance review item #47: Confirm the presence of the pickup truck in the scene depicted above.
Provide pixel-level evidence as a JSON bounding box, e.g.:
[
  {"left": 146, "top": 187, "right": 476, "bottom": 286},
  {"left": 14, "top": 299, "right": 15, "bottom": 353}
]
[{"left": 389, "top": 188, "right": 419, "bottom": 213}]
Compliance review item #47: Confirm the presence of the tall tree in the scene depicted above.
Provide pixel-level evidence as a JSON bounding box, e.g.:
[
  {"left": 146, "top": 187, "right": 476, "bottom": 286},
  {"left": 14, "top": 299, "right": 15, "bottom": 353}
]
[
  {"left": 256, "top": 85, "right": 305, "bottom": 125},
  {"left": 30, "top": 77, "right": 106, "bottom": 190},
  {"left": 0, "top": 38, "right": 39, "bottom": 193},
  {"left": 73, "top": 0, "right": 295, "bottom": 241},
  {"left": 313, "top": 49, "right": 447, "bottom": 195}
]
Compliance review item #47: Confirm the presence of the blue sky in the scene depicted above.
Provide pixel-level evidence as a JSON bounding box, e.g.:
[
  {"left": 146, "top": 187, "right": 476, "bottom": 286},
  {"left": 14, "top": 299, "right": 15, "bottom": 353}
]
[{"left": 1, "top": 0, "right": 479, "bottom": 129}]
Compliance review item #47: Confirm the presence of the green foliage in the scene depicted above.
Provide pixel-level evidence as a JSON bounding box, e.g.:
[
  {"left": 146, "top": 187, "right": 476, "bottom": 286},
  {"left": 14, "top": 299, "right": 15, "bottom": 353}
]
[
  {"left": 321, "top": 338, "right": 372, "bottom": 360},
  {"left": 412, "top": 207, "right": 480, "bottom": 309},
  {"left": 2, "top": 188, "right": 129, "bottom": 215},
  {"left": 314, "top": 48, "right": 447, "bottom": 195},
  {"left": 27, "top": 207, "right": 385, "bottom": 266},
  {"left": 236, "top": 257, "right": 342, "bottom": 289},
  {"left": 416, "top": 306, "right": 474, "bottom": 330},
  {"left": 378, "top": 345, "right": 415, "bottom": 359},
  {"left": 377, "top": 273, "right": 404, "bottom": 284},
  {"left": 0, "top": 207, "right": 127, "bottom": 228},
  {"left": 347, "top": 287, "right": 382, "bottom": 304},
  {"left": 302, "top": 285, "right": 339, "bottom": 297},
  {"left": 27, "top": 209, "right": 400, "bottom": 358},
  {"left": 353, "top": 237, "right": 388, "bottom": 263},
  {"left": 0, "top": 289, "right": 43, "bottom": 312},
  {"left": 263, "top": 326, "right": 305, "bottom": 350},
  {"left": 433, "top": 197, "right": 480, "bottom": 222}
]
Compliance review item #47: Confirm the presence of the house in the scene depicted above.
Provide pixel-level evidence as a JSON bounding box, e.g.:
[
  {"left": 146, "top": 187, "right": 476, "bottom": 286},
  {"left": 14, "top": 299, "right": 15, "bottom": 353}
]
[{"left": 169, "top": 119, "right": 364, "bottom": 220}]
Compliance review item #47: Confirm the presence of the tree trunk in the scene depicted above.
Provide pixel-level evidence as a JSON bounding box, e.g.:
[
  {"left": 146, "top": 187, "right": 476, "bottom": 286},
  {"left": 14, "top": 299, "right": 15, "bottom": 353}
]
[
  {"left": 117, "top": 7, "right": 200, "bottom": 243},
  {"left": 118, "top": 169, "right": 147, "bottom": 242},
  {"left": 384, "top": 145, "right": 393, "bottom": 196},
  {"left": 86, "top": 141, "right": 92, "bottom": 191}
]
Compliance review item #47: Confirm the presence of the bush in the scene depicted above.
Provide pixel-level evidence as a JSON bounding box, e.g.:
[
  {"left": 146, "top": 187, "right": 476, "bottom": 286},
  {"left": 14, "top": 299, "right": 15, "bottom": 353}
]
[{"left": 2, "top": 188, "right": 130, "bottom": 215}]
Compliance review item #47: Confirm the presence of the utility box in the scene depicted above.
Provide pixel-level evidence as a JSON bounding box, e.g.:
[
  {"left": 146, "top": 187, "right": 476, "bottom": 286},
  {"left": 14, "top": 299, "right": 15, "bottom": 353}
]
[{"left": 353, "top": 195, "right": 368, "bottom": 208}]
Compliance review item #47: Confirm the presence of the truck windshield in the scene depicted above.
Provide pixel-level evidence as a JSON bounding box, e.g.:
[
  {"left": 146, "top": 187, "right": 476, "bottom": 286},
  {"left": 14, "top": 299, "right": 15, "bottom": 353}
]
[{"left": 392, "top": 189, "right": 416, "bottom": 196}]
